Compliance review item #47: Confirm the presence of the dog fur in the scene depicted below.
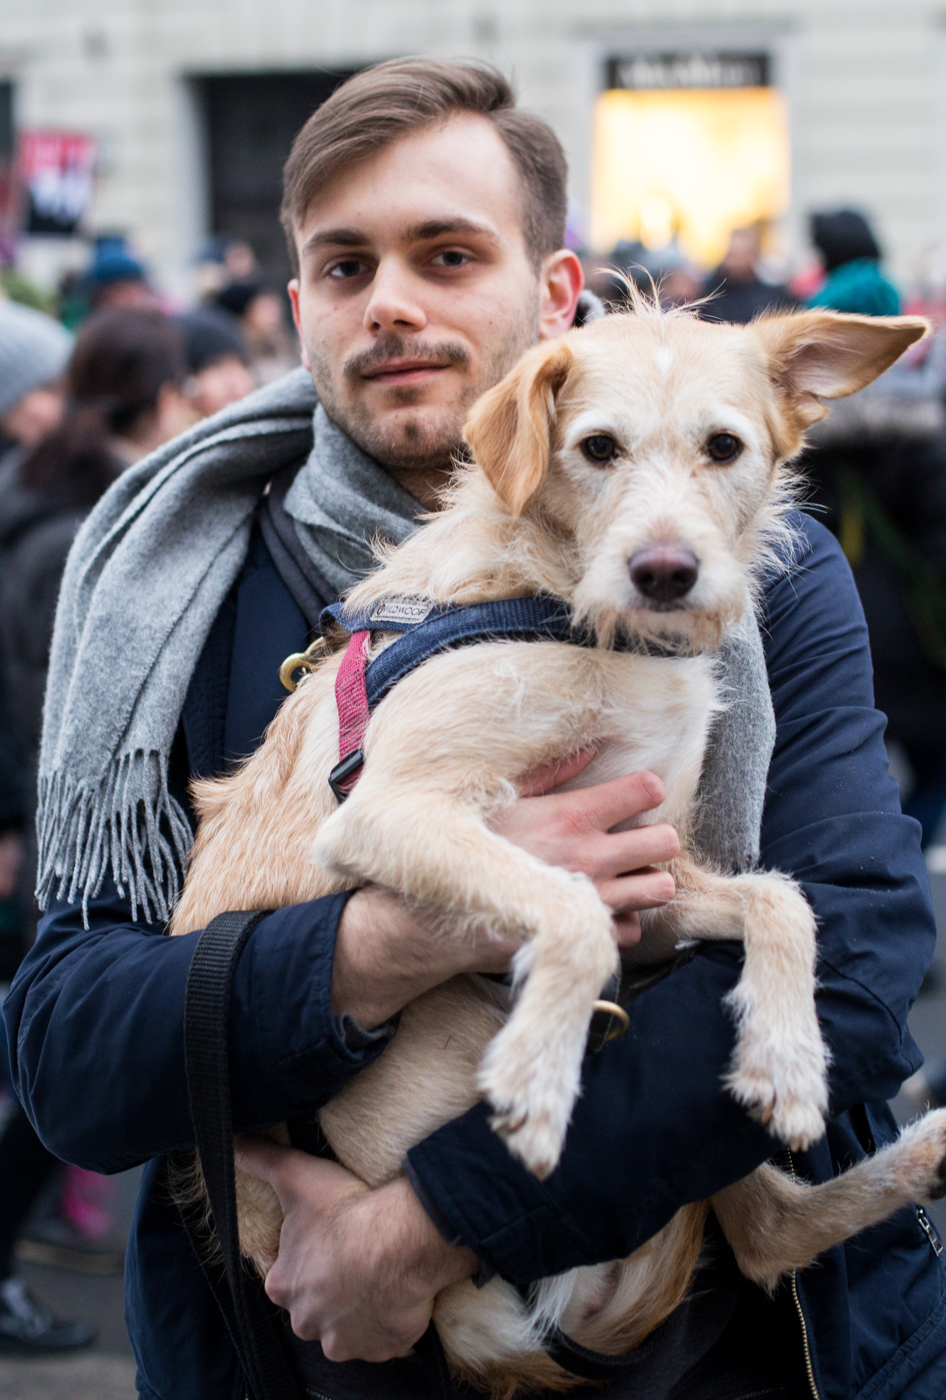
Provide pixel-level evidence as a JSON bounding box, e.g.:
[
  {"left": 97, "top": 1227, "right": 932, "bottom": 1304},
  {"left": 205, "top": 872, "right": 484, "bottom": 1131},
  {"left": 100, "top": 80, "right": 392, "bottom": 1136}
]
[{"left": 171, "top": 300, "right": 946, "bottom": 1396}]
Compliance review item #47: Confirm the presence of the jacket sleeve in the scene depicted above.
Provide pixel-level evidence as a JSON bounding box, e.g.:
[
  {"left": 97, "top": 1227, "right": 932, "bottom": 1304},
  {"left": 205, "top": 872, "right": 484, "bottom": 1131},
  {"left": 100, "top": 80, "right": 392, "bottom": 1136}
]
[
  {"left": 405, "top": 514, "right": 935, "bottom": 1283},
  {"left": 3, "top": 882, "right": 392, "bottom": 1173}
]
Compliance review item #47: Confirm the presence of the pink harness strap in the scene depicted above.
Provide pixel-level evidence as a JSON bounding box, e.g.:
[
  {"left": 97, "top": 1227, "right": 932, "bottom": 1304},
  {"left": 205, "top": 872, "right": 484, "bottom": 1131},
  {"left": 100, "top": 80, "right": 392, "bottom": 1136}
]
[{"left": 331, "top": 630, "right": 371, "bottom": 799}]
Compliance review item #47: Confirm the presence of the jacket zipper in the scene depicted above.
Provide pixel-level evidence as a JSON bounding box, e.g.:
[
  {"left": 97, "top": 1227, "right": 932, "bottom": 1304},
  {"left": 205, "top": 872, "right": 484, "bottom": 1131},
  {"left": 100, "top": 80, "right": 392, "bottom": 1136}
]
[
  {"left": 785, "top": 1148, "right": 822, "bottom": 1400},
  {"left": 916, "top": 1205, "right": 944, "bottom": 1258}
]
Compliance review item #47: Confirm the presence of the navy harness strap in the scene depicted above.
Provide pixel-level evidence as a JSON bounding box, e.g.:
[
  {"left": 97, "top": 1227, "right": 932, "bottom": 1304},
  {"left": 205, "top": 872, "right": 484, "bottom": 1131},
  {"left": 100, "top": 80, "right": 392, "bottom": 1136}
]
[{"left": 321, "top": 595, "right": 676, "bottom": 716}]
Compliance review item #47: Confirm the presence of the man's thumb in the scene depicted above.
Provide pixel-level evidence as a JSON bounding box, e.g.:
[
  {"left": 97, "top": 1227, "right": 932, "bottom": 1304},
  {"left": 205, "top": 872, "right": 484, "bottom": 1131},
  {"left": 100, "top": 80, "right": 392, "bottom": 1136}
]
[{"left": 234, "top": 1134, "right": 293, "bottom": 1191}]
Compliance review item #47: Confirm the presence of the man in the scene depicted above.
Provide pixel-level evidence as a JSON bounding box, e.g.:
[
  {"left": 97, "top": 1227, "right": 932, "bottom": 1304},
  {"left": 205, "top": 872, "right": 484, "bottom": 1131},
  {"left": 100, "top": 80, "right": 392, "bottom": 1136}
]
[{"left": 4, "top": 59, "right": 944, "bottom": 1400}]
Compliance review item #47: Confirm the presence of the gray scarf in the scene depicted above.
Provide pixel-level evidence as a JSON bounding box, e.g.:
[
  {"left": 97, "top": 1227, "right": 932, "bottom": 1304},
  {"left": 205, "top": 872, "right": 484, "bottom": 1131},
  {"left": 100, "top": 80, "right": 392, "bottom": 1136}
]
[
  {"left": 37, "top": 368, "right": 775, "bottom": 923},
  {"left": 286, "top": 404, "right": 424, "bottom": 595}
]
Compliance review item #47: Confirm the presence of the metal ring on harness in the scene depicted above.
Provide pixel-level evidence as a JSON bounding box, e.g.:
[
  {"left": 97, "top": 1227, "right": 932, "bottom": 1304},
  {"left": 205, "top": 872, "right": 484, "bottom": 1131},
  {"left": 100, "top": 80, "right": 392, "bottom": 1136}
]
[
  {"left": 278, "top": 636, "right": 327, "bottom": 692},
  {"left": 591, "top": 999, "right": 630, "bottom": 1042}
]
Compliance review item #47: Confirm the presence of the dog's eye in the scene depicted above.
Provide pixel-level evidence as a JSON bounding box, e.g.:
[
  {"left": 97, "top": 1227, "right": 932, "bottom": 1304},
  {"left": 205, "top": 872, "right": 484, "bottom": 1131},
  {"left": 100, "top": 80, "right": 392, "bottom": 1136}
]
[
  {"left": 580, "top": 434, "right": 619, "bottom": 465},
  {"left": 706, "top": 432, "right": 743, "bottom": 464}
]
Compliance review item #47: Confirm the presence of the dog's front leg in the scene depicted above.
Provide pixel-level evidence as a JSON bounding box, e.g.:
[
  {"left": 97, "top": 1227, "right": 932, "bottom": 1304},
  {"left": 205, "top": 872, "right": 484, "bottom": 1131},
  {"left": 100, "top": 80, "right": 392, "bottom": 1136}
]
[
  {"left": 314, "top": 788, "right": 618, "bottom": 1179},
  {"left": 646, "top": 856, "right": 828, "bottom": 1150}
]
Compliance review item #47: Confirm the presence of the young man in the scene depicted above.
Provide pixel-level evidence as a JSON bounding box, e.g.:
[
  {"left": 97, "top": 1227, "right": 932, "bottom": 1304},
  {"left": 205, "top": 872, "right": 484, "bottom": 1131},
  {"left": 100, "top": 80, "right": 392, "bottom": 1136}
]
[{"left": 4, "top": 60, "right": 944, "bottom": 1400}]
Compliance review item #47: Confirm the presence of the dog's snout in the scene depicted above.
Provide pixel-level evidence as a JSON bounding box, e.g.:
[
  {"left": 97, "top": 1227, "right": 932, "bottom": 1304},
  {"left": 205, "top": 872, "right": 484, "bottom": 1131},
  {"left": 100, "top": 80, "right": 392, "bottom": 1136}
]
[{"left": 628, "top": 546, "right": 699, "bottom": 603}]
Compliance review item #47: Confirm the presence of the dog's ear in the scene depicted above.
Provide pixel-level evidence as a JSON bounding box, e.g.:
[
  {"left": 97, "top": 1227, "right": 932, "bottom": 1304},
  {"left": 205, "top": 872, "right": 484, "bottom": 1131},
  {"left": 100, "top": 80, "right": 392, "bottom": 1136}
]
[
  {"left": 751, "top": 310, "right": 930, "bottom": 427},
  {"left": 464, "top": 339, "right": 574, "bottom": 516}
]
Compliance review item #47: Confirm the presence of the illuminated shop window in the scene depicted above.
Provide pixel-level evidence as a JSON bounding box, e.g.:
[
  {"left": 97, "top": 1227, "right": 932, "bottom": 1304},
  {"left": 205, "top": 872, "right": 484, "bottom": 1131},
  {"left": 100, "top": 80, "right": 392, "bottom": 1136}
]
[{"left": 591, "top": 53, "right": 790, "bottom": 266}]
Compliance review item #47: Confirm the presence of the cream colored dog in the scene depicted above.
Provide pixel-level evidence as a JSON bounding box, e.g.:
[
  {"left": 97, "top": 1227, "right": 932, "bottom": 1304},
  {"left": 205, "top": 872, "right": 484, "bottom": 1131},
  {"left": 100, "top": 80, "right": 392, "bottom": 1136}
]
[{"left": 172, "top": 301, "right": 946, "bottom": 1397}]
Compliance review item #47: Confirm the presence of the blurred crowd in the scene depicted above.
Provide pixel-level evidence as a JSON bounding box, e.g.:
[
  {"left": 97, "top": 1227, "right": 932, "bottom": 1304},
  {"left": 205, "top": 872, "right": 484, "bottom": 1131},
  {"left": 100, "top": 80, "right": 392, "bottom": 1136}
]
[
  {"left": 0, "top": 231, "right": 300, "bottom": 1355},
  {"left": 1, "top": 205, "right": 946, "bottom": 1349}
]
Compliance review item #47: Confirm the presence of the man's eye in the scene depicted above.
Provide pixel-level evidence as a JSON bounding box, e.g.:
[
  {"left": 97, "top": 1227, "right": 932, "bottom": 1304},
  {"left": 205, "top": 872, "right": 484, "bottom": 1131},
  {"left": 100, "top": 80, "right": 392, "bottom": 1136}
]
[
  {"left": 431, "top": 250, "right": 469, "bottom": 268},
  {"left": 580, "top": 433, "right": 620, "bottom": 465},
  {"left": 706, "top": 432, "right": 743, "bottom": 463},
  {"left": 328, "top": 260, "right": 368, "bottom": 279}
]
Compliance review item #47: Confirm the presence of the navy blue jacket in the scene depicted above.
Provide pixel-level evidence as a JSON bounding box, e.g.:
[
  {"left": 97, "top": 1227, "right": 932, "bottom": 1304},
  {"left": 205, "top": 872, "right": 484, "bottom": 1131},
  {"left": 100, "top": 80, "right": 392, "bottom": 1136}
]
[{"left": 5, "top": 512, "right": 946, "bottom": 1400}]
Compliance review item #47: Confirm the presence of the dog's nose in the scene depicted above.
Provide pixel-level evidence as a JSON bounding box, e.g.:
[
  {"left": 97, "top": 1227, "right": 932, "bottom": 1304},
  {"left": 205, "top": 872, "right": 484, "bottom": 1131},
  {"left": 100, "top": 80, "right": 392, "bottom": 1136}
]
[{"left": 628, "top": 546, "right": 699, "bottom": 603}]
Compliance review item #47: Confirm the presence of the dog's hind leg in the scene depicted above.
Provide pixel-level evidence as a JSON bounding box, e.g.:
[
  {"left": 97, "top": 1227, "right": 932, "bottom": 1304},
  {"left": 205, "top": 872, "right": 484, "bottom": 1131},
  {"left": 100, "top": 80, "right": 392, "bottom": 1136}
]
[
  {"left": 646, "top": 856, "right": 828, "bottom": 1150},
  {"left": 313, "top": 787, "right": 618, "bottom": 1179},
  {"left": 713, "top": 1109, "right": 946, "bottom": 1289}
]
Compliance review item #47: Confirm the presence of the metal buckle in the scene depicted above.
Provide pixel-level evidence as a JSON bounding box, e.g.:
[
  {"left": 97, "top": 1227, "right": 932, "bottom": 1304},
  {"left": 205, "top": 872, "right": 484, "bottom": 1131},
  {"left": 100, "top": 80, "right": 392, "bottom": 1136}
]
[
  {"left": 587, "top": 999, "right": 630, "bottom": 1052},
  {"left": 328, "top": 749, "right": 365, "bottom": 803}
]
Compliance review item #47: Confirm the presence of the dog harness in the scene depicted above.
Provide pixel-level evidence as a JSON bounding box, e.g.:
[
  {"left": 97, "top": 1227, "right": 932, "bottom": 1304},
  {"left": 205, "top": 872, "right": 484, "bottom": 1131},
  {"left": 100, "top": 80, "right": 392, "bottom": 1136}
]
[{"left": 320, "top": 594, "right": 678, "bottom": 801}]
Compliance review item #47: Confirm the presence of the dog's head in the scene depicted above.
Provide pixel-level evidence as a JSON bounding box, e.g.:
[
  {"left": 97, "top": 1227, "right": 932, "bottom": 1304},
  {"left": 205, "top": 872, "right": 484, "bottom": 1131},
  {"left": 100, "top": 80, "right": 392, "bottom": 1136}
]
[{"left": 463, "top": 302, "right": 927, "bottom": 649}]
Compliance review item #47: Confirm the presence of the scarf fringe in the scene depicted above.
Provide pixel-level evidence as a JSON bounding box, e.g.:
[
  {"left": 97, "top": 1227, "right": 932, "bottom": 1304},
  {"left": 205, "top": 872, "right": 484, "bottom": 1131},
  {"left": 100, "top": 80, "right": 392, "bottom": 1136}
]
[{"left": 37, "top": 752, "right": 194, "bottom": 924}]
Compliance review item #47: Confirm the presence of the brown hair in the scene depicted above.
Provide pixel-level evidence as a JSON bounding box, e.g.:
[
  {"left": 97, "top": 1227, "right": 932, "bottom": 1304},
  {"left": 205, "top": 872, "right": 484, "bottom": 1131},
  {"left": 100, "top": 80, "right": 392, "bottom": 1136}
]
[
  {"left": 281, "top": 59, "right": 568, "bottom": 272},
  {"left": 21, "top": 308, "right": 186, "bottom": 508}
]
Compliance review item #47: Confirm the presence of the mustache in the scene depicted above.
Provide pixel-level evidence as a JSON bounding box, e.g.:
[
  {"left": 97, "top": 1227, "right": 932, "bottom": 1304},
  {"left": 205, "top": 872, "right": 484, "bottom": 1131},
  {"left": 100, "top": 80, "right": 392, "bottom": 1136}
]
[{"left": 345, "top": 336, "right": 470, "bottom": 381}]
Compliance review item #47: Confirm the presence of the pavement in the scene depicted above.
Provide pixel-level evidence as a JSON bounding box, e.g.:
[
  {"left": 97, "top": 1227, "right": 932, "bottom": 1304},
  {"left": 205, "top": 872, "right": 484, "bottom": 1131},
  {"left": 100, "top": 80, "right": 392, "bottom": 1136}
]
[
  {"left": 0, "top": 1168, "right": 139, "bottom": 1400},
  {"left": 2, "top": 869, "right": 946, "bottom": 1399}
]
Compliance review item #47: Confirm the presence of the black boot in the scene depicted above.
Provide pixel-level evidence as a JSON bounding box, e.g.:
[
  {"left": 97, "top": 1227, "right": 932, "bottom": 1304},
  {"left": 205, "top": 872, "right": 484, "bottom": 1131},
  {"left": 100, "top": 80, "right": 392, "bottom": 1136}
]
[{"left": 0, "top": 1274, "right": 95, "bottom": 1353}]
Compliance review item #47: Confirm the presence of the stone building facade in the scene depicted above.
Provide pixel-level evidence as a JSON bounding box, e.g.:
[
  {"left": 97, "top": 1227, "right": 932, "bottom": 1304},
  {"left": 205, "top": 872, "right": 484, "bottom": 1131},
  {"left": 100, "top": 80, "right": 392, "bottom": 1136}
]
[{"left": 0, "top": 0, "right": 943, "bottom": 296}]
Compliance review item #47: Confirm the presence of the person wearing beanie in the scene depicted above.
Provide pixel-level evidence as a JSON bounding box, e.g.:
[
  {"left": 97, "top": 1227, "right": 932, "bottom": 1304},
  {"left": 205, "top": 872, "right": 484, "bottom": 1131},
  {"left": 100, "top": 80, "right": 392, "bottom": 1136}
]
[
  {"left": 0, "top": 301, "right": 72, "bottom": 454},
  {"left": 175, "top": 306, "right": 255, "bottom": 419},
  {"left": 808, "top": 209, "right": 901, "bottom": 317},
  {"left": 0, "top": 303, "right": 72, "bottom": 985},
  {"left": 82, "top": 236, "right": 160, "bottom": 314}
]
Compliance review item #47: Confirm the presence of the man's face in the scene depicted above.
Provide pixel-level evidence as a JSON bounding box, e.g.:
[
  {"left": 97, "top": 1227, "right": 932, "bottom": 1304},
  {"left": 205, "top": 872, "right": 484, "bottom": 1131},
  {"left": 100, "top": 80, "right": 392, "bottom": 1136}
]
[{"left": 289, "top": 115, "right": 580, "bottom": 482}]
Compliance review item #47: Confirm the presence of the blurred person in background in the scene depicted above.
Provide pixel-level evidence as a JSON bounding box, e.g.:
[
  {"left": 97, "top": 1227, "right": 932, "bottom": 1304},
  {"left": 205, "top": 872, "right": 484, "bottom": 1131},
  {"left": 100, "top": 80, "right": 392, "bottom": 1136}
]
[
  {"left": 0, "top": 303, "right": 72, "bottom": 980},
  {"left": 214, "top": 278, "right": 299, "bottom": 383},
  {"left": 0, "top": 301, "right": 72, "bottom": 468},
  {"left": 700, "top": 224, "right": 796, "bottom": 323},
  {"left": 83, "top": 236, "right": 161, "bottom": 315},
  {"left": 193, "top": 234, "right": 260, "bottom": 303},
  {"left": 590, "top": 238, "right": 702, "bottom": 310},
  {"left": 800, "top": 209, "right": 946, "bottom": 849},
  {"left": 176, "top": 305, "right": 256, "bottom": 419},
  {"left": 809, "top": 209, "right": 900, "bottom": 317},
  {"left": 0, "top": 308, "right": 191, "bottom": 1350}
]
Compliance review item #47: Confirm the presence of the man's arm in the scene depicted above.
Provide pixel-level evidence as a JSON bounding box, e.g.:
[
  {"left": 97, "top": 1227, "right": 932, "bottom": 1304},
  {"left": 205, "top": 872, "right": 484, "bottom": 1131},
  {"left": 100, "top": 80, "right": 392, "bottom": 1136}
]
[{"left": 4, "top": 884, "right": 385, "bottom": 1171}]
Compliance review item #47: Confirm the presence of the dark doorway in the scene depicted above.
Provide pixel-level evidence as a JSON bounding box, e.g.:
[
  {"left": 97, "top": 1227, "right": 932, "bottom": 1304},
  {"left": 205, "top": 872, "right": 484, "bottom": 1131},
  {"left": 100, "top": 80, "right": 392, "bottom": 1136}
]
[{"left": 197, "top": 70, "right": 357, "bottom": 283}]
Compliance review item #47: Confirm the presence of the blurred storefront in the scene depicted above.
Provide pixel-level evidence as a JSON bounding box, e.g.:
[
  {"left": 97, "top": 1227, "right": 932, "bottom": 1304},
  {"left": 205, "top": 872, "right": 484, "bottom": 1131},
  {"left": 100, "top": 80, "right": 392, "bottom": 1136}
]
[
  {"left": 591, "top": 53, "right": 790, "bottom": 268},
  {"left": 0, "top": 0, "right": 943, "bottom": 297}
]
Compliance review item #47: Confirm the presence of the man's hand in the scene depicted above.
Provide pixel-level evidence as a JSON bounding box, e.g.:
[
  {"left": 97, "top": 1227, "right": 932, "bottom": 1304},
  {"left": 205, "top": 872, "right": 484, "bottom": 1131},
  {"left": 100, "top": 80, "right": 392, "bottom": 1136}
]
[
  {"left": 332, "top": 751, "right": 680, "bottom": 1028},
  {"left": 235, "top": 1136, "right": 477, "bottom": 1361},
  {"left": 492, "top": 748, "right": 679, "bottom": 941}
]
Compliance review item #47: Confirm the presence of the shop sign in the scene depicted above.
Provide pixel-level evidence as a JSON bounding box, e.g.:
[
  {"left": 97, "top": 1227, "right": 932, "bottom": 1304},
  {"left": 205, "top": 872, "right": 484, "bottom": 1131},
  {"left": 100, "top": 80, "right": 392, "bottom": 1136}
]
[
  {"left": 606, "top": 53, "right": 770, "bottom": 91},
  {"left": 18, "top": 130, "right": 96, "bottom": 235}
]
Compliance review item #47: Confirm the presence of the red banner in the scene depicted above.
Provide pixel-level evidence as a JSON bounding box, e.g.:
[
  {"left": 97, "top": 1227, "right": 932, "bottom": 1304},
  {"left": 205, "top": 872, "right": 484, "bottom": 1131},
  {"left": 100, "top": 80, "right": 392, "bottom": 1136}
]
[{"left": 18, "top": 130, "right": 96, "bottom": 235}]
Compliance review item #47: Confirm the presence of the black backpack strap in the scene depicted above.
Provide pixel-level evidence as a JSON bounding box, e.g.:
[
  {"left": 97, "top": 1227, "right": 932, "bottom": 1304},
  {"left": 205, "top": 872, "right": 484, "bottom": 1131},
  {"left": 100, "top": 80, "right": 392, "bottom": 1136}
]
[
  {"left": 183, "top": 908, "right": 304, "bottom": 1400},
  {"left": 259, "top": 463, "right": 333, "bottom": 632}
]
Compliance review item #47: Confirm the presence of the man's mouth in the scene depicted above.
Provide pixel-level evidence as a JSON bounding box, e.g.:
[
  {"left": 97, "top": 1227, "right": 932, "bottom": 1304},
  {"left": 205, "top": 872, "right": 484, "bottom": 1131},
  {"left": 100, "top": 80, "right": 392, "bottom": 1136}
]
[{"left": 360, "top": 359, "right": 453, "bottom": 386}]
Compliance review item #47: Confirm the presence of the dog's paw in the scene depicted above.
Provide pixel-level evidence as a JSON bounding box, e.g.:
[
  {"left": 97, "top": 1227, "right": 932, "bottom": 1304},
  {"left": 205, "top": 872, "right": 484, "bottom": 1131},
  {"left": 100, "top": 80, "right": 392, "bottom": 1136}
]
[
  {"left": 478, "top": 1039, "right": 577, "bottom": 1180},
  {"left": 725, "top": 988, "right": 829, "bottom": 1151},
  {"left": 488, "top": 1102, "right": 566, "bottom": 1182},
  {"left": 894, "top": 1108, "right": 946, "bottom": 1201}
]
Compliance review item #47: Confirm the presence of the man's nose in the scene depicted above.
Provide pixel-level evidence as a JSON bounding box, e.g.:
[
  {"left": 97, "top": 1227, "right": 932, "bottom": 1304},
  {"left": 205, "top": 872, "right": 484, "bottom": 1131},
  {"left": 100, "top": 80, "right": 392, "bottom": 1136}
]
[
  {"left": 628, "top": 546, "right": 699, "bottom": 603},
  {"left": 363, "top": 258, "right": 428, "bottom": 334}
]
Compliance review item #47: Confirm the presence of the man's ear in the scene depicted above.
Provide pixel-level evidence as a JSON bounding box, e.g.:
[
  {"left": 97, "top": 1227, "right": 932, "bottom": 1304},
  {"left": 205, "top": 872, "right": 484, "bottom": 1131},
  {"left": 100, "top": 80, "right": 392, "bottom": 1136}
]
[
  {"left": 751, "top": 310, "right": 930, "bottom": 426},
  {"left": 463, "top": 339, "right": 574, "bottom": 516}
]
